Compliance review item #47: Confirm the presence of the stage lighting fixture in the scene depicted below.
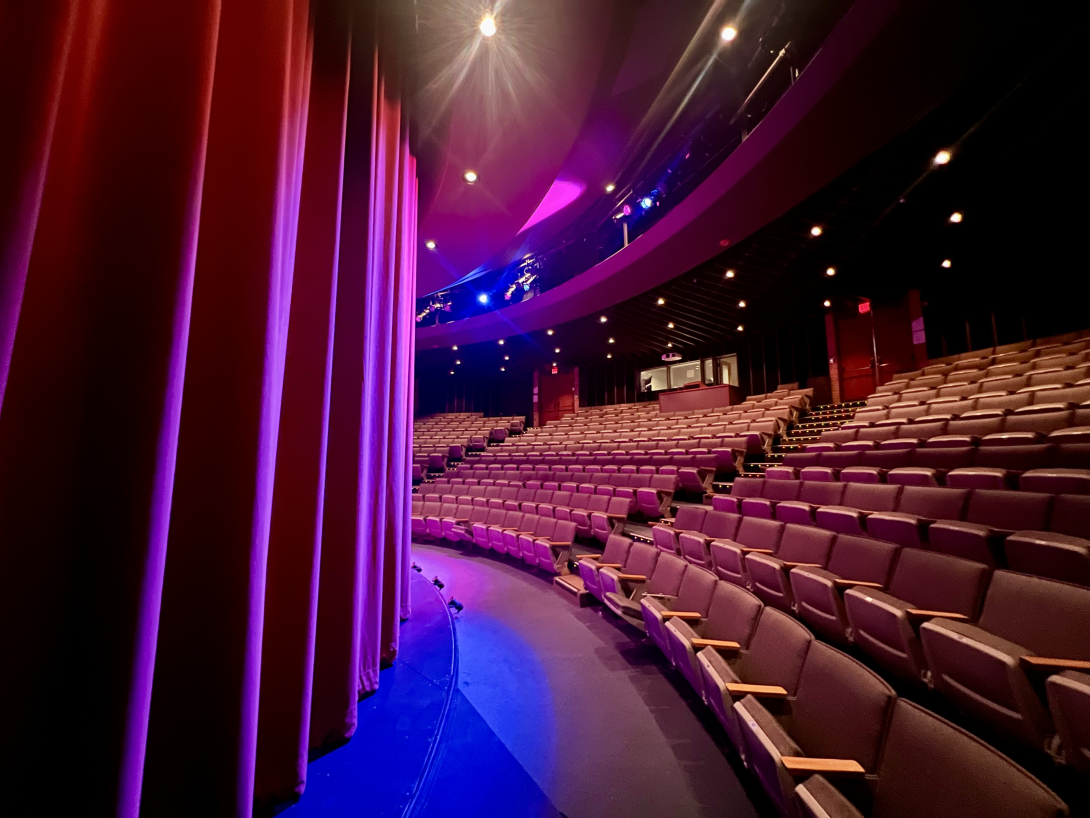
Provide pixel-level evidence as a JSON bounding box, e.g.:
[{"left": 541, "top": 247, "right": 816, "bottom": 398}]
[
  {"left": 640, "top": 196, "right": 653, "bottom": 210},
  {"left": 720, "top": 25, "right": 737, "bottom": 41},
  {"left": 933, "top": 150, "right": 952, "bottom": 165},
  {"left": 942, "top": 259, "right": 952, "bottom": 268},
  {"left": 425, "top": 240, "right": 436, "bottom": 250},
  {"left": 949, "top": 211, "right": 963, "bottom": 223},
  {"left": 605, "top": 183, "right": 615, "bottom": 193},
  {"left": 826, "top": 267, "right": 836, "bottom": 277},
  {"left": 666, "top": 342, "right": 673, "bottom": 348},
  {"left": 477, "top": 292, "right": 489, "bottom": 304},
  {"left": 622, "top": 204, "right": 632, "bottom": 216},
  {"left": 463, "top": 169, "right": 479, "bottom": 184},
  {"left": 810, "top": 226, "right": 823, "bottom": 237},
  {"left": 479, "top": 14, "right": 496, "bottom": 37}
]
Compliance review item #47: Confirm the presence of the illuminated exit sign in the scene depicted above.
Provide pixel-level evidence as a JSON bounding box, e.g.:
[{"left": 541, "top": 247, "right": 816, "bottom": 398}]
[{"left": 858, "top": 300, "right": 871, "bottom": 314}]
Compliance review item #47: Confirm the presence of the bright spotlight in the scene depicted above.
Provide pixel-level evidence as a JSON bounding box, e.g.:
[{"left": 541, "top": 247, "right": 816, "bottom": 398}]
[
  {"left": 546, "top": 329, "right": 554, "bottom": 336},
  {"left": 606, "top": 353, "right": 612, "bottom": 359},
  {"left": 826, "top": 267, "right": 836, "bottom": 277},
  {"left": 667, "top": 322, "right": 674, "bottom": 329},
  {"left": 933, "top": 150, "right": 952, "bottom": 166},
  {"left": 503, "top": 355, "right": 509, "bottom": 360},
  {"left": 455, "top": 360, "right": 461, "bottom": 365},
  {"left": 823, "top": 299, "right": 832, "bottom": 308},
  {"left": 666, "top": 342, "right": 673, "bottom": 348},
  {"left": 736, "top": 325, "right": 744, "bottom": 332},
  {"left": 640, "top": 196, "right": 653, "bottom": 210},
  {"left": 479, "top": 14, "right": 497, "bottom": 37},
  {"left": 725, "top": 270, "right": 735, "bottom": 278},
  {"left": 941, "top": 259, "right": 952, "bottom": 268},
  {"left": 720, "top": 25, "right": 737, "bottom": 42},
  {"left": 738, "top": 300, "right": 746, "bottom": 308},
  {"left": 599, "top": 315, "right": 608, "bottom": 323},
  {"left": 500, "top": 366, "right": 505, "bottom": 371},
  {"left": 605, "top": 183, "right": 615, "bottom": 193},
  {"left": 425, "top": 239, "right": 436, "bottom": 250},
  {"left": 608, "top": 338, "right": 615, "bottom": 344},
  {"left": 949, "top": 211, "right": 963, "bottom": 223},
  {"left": 810, "top": 226, "right": 823, "bottom": 237},
  {"left": 449, "top": 371, "right": 454, "bottom": 375},
  {"left": 452, "top": 345, "right": 458, "bottom": 350},
  {"left": 463, "top": 169, "right": 478, "bottom": 184},
  {"left": 477, "top": 292, "right": 490, "bottom": 304},
  {"left": 554, "top": 347, "right": 560, "bottom": 354},
  {"left": 656, "top": 297, "right": 665, "bottom": 305},
  {"left": 497, "top": 339, "right": 504, "bottom": 345}
]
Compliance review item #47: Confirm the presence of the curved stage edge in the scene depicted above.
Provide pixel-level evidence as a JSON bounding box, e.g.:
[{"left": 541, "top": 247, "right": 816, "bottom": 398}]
[{"left": 284, "top": 559, "right": 561, "bottom": 817}]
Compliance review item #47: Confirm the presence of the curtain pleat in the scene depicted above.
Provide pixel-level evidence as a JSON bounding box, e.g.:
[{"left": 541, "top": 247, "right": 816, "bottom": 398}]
[{"left": 0, "top": 0, "right": 416, "bottom": 814}]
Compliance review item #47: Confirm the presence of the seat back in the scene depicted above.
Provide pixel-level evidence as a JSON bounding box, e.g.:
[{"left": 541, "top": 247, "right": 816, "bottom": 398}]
[
  {"left": 624, "top": 542, "right": 660, "bottom": 578},
  {"left": 894, "top": 486, "right": 970, "bottom": 520},
  {"left": 797, "top": 481, "right": 847, "bottom": 506},
  {"left": 675, "top": 566, "right": 718, "bottom": 614},
  {"left": 964, "top": 490, "right": 1052, "bottom": 531},
  {"left": 702, "top": 581, "right": 763, "bottom": 646},
  {"left": 1051, "top": 494, "right": 1090, "bottom": 538},
  {"left": 733, "top": 608, "right": 813, "bottom": 693},
  {"left": 731, "top": 477, "right": 765, "bottom": 499},
  {"left": 736, "top": 517, "right": 784, "bottom": 551},
  {"left": 776, "top": 525, "right": 836, "bottom": 565},
  {"left": 674, "top": 505, "right": 708, "bottom": 531},
  {"left": 700, "top": 510, "right": 741, "bottom": 540},
  {"left": 865, "top": 699, "right": 1069, "bottom": 818},
  {"left": 789, "top": 643, "right": 896, "bottom": 774},
  {"left": 647, "top": 552, "right": 688, "bottom": 596},
  {"left": 978, "top": 571, "right": 1090, "bottom": 658},
  {"left": 841, "top": 482, "right": 902, "bottom": 512},
  {"left": 551, "top": 519, "right": 577, "bottom": 544},
  {"left": 826, "top": 535, "right": 899, "bottom": 585},
  {"left": 601, "top": 534, "right": 633, "bottom": 567},
  {"left": 886, "top": 550, "right": 990, "bottom": 619},
  {"left": 763, "top": 479, "right": 801, "bottom": 503}
]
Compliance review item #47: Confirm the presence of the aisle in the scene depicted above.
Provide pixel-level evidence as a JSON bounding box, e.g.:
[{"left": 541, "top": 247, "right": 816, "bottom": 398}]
[{"left": 411, "top": 542, "right": 763, "bottom": 818}]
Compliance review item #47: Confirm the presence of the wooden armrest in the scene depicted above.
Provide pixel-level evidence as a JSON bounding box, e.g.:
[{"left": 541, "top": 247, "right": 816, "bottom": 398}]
[
  {"left": 546, "top": 540, "right": 572, "bottom": 547},
  {"left": 617, "top": 574, "right": 647, "bottom": 582},
  {"left": 833, "top": 579, "right": 883, "bottom": 589},
  {"left": 597, "top": 563, "right": 623, "bottom": 568},
  {"left": 740, "top": 547, "right": 774, "bottom": 554},
  {"left": 513, "top": 530, "right": 536, "bottom": 535},
  {"left": 452, "top": 518, "right": 470, "bottom": 524},
  {"left": 604, "top": 513, "right": 629, "bottom": 520},
  {"left": 782, "top": 562, "right": 821, "bottom": 569},
  {"left": 1020, "top": 656, "right": 1090, "bottom": 673},
  {"left": 660, "top": 611, "right": 702, "bottom": 620},
  {"left": 691, "top": 638, "right": 740, "bottom": 650},
  {"left": 781, "top": 757, "right": 865, "bottom": 777},
  {"left": 580, "top": 554, "right": 602, "bottom": 560},
  {"left": 905, "top": 609, "right": 969, "bottom": 622},
  {"left": 725, "top": 683, "right": 788, "bottom": 698},
  {"left": 643, "top": 593, "right": 673, "bottom": 599}
]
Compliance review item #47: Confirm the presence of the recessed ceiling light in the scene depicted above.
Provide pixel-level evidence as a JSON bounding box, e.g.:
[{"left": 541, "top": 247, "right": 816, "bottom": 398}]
[
  {"left": 720, "top": 25, "right": 737, "bottom": 42},
  {"left": 554, "top": 347, "right": 560, "bottom": 353},
  {"left": 455, "top": 360, "right": 461, "bottom": 365},
  {"left": 667, "top": 322, "right": 674, "bottom": 329},
  {"left": 479, "top": 14, "right": 497, "bottom": 37},
  {"left": 941, "top": 259, "right": 952, "bottom": 268},
  {"left": 425, "top": 240, "right": 436, "bottom": 250},
  {"left": 933, "top": 149, "right": 952, "bottom": 165},
  {"left": 452, "top": 345, "right": 458, "bottom": 350},
  {"left": 736, "top": 325, "right": 744, "bottom": 332},
  {"left": 497, "top": 339, "right": 504, "bottom": 345},
  {"left": 810, "top": 226, "right": 823, "bottom": 237},
  {"left": 608, "top": 338, "right": 615, "bottom": 344},
  {"left": 500, "top": 366, "right": 505, "bottom": 371},
  {"left": 826, "top": 267, "right": 836, "bottom": 277},
  {"left": 656, "top": 297, "right": 665, "bottom": 305},
  {"left": 605, "top": 183, "right": 615, "bottom": 193},
  {"left": 606, "top": 353, "right": 612, "bottom": 359},
  {"left": 463, "top": 169, "right": 479, "bottom": 184},
  {"left": 949, "top": 211, "right": 963, "bottom": 223},
  {"left": 546, "top": 329, "right": 554, "bottom": 336},
  {"left": 666, "top": 342, "right": 673, "bottom": 348},
  {"left": 449, "top": 370, "right": 454, "bottom": 375},
  {"left": 823, "top": 299, "right": 832, "bottom": 308},
  {"left": 552, "top": 362, "right": 557, "bottom": 366},
  {"left": 738, "top": 300, "right": 746, "bottom": 308},
  {"left": 599, "top": 315, "right": 608, "bottom": 323},
  {"left": 504, "top": 355, "right": 509, "bottom": 360},
  {"left": 725, "top": 270, "right": 735, "bottom": 278},
  {"left": 477, "top": 292, "right": 489, "bottom": 304}
]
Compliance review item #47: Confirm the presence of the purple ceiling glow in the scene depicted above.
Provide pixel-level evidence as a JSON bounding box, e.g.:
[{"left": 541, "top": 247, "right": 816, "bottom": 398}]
[{"left": 518, "top": 179, "right": 586, "bottom": 234}]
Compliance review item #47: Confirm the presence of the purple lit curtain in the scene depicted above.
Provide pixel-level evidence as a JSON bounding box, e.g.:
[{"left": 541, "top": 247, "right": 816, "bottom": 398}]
[{"left": 0, "top": 1, "right": 416, "bottom": 815}]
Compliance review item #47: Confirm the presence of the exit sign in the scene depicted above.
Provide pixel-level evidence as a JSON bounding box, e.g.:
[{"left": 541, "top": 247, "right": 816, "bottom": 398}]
[
  {"left": 551, "top": 366, "right": 558, "bottom": 374},
  {"left": 858, "top": 300, "right": 871, "bottom": 314}
]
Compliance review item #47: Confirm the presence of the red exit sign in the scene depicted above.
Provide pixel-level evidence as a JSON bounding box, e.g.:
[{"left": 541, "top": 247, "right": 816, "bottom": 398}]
[
  {"left": 858, "top": 300, "right": 871, "bottom": 314},
  {"left": 551, "top": 366, "right": 558, "bottom": 374}
]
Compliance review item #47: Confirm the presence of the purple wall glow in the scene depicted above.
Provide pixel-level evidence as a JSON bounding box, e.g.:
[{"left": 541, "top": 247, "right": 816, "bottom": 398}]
[{"left": 517, "top": 179, "right": 586, "bottom": 234}]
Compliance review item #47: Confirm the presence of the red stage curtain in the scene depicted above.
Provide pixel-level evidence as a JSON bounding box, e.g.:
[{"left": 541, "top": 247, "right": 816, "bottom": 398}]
[{"left": 0, "top": 0, "right": 416, "bottom": 814}]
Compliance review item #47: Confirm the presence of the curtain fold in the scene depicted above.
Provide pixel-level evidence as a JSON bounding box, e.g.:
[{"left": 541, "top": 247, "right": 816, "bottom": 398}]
[{"left": 0, "top": 0, "right": 416, "bottom": 814}]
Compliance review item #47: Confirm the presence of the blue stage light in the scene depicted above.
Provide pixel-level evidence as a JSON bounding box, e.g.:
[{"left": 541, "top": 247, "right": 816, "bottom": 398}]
[
  {"left": 477, "top": 292, "right": 490, "bottom": 305},
  {"left": 640, "top": 196, "right": 653, "bottom": 210}
]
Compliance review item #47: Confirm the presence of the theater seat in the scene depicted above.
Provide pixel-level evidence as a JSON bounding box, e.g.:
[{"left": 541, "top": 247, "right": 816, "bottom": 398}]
[
  {"left": 844, "top": 549, "right": 990, "bottom": 685},
  {"left": 696, "top": 608, "right": 813, "bottom": 753},
  {"left": 665, "top": 581, "right": 762, "bottom": 690},
  {"left": 734, "top": 643, "right": 895, "bottom": 817},
  {"left": 709, "top": 517, "right": 785, "bottom": 584},
  {"left": 775, "top": 481, "right": 847, "bottom": 526},
  {"left": 651, "top": 504, "right": 708, "bottom": 553},
  {"left": 928, "top": 489, "right": 1052, "bottom": 567},
  {"left": 795, "top": 700, "right": 1068, "bottom": 818},
  {"left": 741, "top": 476, "right": 801, "bottom": 518},
  {"left": 746, "top": 525, "right": 837, "bottom": 613},
  {"left": 921, "top": 570, "right": 1090, "bottom": 751},
  {"left": 641, "top": 564, "right": 717, "bottom": 658},
  {"left": 520, "top": 516, "right": 557, "bottom": 564},
  {"left": 1047, "top": 671, "right": 1090, "bottom": 774},
  {"left": 865, "top": 486, "right": 970, "bottom": 549},
  {"left": 577, "top": 535, "right": 633, "bottom": 601},
  {"left": 589, "top": 496, "right": 631, "bottom": 543},
  {"left": 533, "top": 519, "right": 578, "bottom": 573},
  {"left": 1004, "top": 531, "right": 1090, "bottom": 587},
  {"left": 602, "top": 551, "right": 686, "bottom": 629},
  {"left": 677, "top": 510, "right": 743, "bottom": 567},
  {"left": 814, "top": 483, "right": 902, "bottom": 536}
]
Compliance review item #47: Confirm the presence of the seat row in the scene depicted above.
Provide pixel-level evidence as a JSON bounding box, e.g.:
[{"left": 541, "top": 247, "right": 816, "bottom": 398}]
[
  {"left": 579, "top": 537, "right": 1077, "bottom": 814},
  {"left": 779, "top": 444, "right": 1089, "bottom": 486},
  {"left": 707, "top": 481, "right": 1089, "bottom": 585}
]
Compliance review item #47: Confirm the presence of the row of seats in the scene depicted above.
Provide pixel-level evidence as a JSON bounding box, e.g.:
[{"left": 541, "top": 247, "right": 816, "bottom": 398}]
[
  {"left": 871, "top": 362, "right": 1090, "bottom": 403},
  {"left": 709, "top": 480, "right": 1089, "bottom": 585},
  {"left": 578, "top": 536, "right": 1078, "bottom": 813},
  {"left": 433, "top": 471, "right": 696, "bottom": 509},
  {"left": 778, "top": 444, "right": 1089, "bottom": 487},
  {"left": 865, "top": 377, "right": 1090, "bottom": 410},
  {"left": 821, "top": 412, "right": 1090, "bottom": 447},
  {"left": 604, "top": 512, "right": 1090, "bottom": 770}
]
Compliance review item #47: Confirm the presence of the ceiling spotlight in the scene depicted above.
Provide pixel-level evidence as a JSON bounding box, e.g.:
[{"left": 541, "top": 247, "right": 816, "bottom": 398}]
[
  {"left": 455, "top": 360, "right": 461, "bottom": 365},
  {"left": 667, "top": 322, "right": 674, "bottom": 329},
  {"left": 449, "top": 370, "right": 454, "bottom": 375},
  {"left": 452, "top": 345, "right": 458, "bottom": 350},
  {"left": 823, "top": 299, "right": 832, "bottom": 308},
  {"left": 425, "top": 239, "right": 436, "bottom": 250},
  {"left": 463, "top": 169, "right": 479, "bottom": 184},
  {"left": 497, "top": 339, "right": 504, "bottom": 345},
  {"left": 607, "top": 353, "right": 612, "bottom": 359},
  {"left": 554, "top": 347, "right": 560, "bottom": 353},
  {"left": 552, "top": 362, "right": 557, "bottom": 366},
  {"left": 599, "top": 315, "right": 608, "bottom": 323},
  {"left": 933, "top": 150, "right": 952, "bottom": 166},
  {"left": 546, "top": 329, "right": 554, "bottom": 336},
  {"left": 667, "top": 342, "right": 673, "bottom": 348},
  {"left": 503, "top": 355, "right": 509, "bottom": 360},
  {"left": 826, "top": 267, "right": 836, "bottom": 277},
  {"left": 941, "top": 259, "right": 952, "bottom": 268},
  {"left": 949, "top": 211, "right": 963, "bottom": 223},
  {"left": 479, "top": 14, "right": 497, "bottom": 37},
  {"left": 656, "top": 297, "right": 665, "bottom": 305},
  {"left": 477, "top": 292, "right": 489, "bottom": 304},
  {"left": 640, "top": 196, "right": 653, "bottom": 210},
  {"left": 736, "top": 325, "right": 744, "bottom": 332},
  {"left": 720, "top": 25, "right": 737, "bottom": 42},
  {"left": 605, "top": 183, "right": 615, "bottom": 193},
  {"left": 738, "top": 300, "right": 746, "bottom": 308},
  {"left": 500, "top": 366, "right": 505, "bottom": 371},
  {"left": 608, "top": 338, "right": 615, "bottom": 344},
  {"left": 725, "top": 270, "right": 735, "bottom": 278},
  {"left": 810, "top": 226, "right": 823, "bottom": 237}
]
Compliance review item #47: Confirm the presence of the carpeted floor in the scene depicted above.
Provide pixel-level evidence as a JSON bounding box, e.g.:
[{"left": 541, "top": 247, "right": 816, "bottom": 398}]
[{"left": 411, "top": 541, "right": 765, "bottom": 818}]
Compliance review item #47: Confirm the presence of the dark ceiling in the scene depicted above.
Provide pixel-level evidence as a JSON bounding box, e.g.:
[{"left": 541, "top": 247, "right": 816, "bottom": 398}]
[{"left": 417, "top": 14, "right": 1081, "bottom": 379}]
